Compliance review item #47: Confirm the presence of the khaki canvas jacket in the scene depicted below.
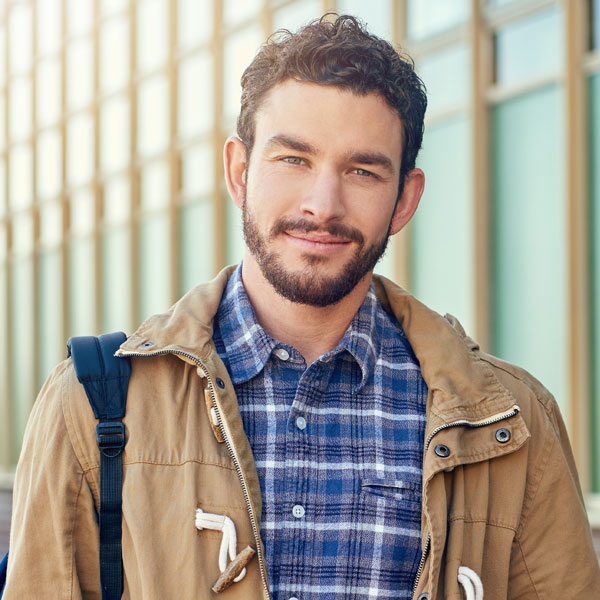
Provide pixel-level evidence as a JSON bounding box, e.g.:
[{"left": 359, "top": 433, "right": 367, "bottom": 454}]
[{"left": 5, "top": 266, "right": 600, "bottom": 599}]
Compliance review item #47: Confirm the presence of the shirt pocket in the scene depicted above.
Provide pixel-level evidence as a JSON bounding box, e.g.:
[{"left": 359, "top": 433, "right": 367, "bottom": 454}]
[{"left": 360, "top": 478, "right": 422, "bottom": 509}]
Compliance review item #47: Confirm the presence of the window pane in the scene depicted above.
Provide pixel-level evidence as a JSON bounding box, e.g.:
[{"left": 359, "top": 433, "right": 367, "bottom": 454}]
[
  {"left": 104, "top": 176, "right": 131, "bottom": 225},
  {"left": 67, "top": 113, "right": 94, "bottom": 187},
  {"left": 0, "top": 223, "right": 6, "bottom": 260},
  {"left": 178, "top": 0, "right": 212, "bottom": 50},
  {"left": 101, "top": 0, "right": 129, "bottom": 17},
  {"left": 137, "top": 0, "right": 168, "bottom": 74},
  {"left": 100, "top": 95, "right": 130, "bottom": 173},
  {"left": 0, "top": 28, "right": 5, "bottom": 87},
  {"left": 181, "top": 144, "right": 214, "bottom": 198},
  {"left": 178, "top": 52, "right": 213, "bottom": 140},
  {"left": 224, "top": 0, "right": 262, "bottom": 27},
  {"left": 0, "top": 94, "right": 5, "bottom": 151},
  {"left": 67, "top": 38, "right": 94, "bottom": 112},
  {"left": 10, "top": 144, "right": 33, "bottom": 209},
  {"left": 9, "top": 4, "right": 32, "bottom": 74},
  {"left": 100, "top": 17, "right": 130, "bottom": 95},
  {"left": 37, "top": 0, "right": 62, "bottom": 56},
  {"left": 11, "top": 212, "right": 34, "bottom": 256},
  {"left": 137, "top": 75, "right": 169, "bottom": 157},
  {"left": 37, "top": 129, "right": 62, "bottom": 200},
  {"left": 38, "top": 250, "right": 63, "bottom": 388},
  {"left": 593, "top": 0, "right": 600, "bottom": 50},
  {"left": 69, "top": 236, "right": 96, "bottom": 336},
  {"left": 272, "top": 0, "right": 321, "bottom": 32},
  {"left": 180, "top": 200, "right": 214, "bottom": 294},
  {"left": 412, "top": 116, "right": 474, "bottom": 332},
  {"left": 102, "top": 226, "right": 131, "bottom": 331},
  {"left": 223, "top": 24, "right": 262, "bottom": 125},
  {"left": 407, "top": 0, "right": 470, "bottom": 41},
  {"left": 66, "top": 0, "right": 93, "bottom": 37},
  {"left": 39, "top": 200, "right": 63, "bottom": 248},
  {"left": 0, "top": 160, "right": 5, "bottom": 217},
  {"left": 495, "top": 7, "right": 563, "bottom": 86},
  {"left": 140, "top": 160, "right": 169, "bottom": 210},
  {"left": 9, "top": 77, "right": 32, "bottom": 142},
  {"left": 70, "top": 187, "right": 96, "bottom": 236},
  {"left": 37, "top": 58, "right": 62, "bottom": 128},
  {"left": 337, "top": 0, "right": 393, "bottom": 41},
  {"left": 492, "top": 85, "right": 567, "bottom": 414},
  {"left": 139, "top": 213, "right": 170, "bottom": 320}
]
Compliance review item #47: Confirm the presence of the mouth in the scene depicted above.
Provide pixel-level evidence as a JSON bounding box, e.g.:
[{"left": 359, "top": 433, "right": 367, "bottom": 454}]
[{"left": 284, "top": 231, "right": 353, "bottom": 251}]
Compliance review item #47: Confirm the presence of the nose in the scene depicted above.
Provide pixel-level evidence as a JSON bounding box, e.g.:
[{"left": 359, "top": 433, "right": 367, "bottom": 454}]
[{"left": 299, "top": 169, "right": 346, "bottom": 222}]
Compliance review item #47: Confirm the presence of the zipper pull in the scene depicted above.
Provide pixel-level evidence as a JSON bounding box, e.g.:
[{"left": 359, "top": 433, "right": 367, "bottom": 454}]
[{"left": 204, "top": 388, "right": 225, "bottom": 443}]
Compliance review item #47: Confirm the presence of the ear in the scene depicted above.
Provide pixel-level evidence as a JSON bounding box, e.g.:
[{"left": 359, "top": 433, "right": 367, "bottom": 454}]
[
  {"left": 389, "top": 168, "right": 425, "bottom": 236},
  {"left": 223, "top": 136, "right": 248, "bottom": 209}
]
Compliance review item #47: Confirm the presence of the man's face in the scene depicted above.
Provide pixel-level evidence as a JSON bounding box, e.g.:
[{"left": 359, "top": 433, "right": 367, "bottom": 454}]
[{"left": 241, "top": 80, "right": 405, "bottom": 307}]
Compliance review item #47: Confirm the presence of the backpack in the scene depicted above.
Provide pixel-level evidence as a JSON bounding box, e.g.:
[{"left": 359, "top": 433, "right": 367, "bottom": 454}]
[{"left": 0, "top": 332, "right": 131, "bottom": 600}]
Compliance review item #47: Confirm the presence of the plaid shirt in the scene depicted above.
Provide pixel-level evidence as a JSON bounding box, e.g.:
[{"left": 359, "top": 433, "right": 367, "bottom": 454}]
[{"left": 213, "top": 266, "right": 428, "bottom": 599}]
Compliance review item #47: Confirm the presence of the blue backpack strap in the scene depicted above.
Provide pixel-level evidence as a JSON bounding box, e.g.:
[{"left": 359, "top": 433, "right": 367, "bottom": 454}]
[
  {"left": 0, "top": 551, "right": 8, "bottom": 598},
  {"left": 67, "top": 332, "right": 130, "bottom": 600}
]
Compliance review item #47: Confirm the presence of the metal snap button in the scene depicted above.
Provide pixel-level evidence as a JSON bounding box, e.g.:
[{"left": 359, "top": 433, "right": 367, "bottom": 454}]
[
  {"left": 215, "top": 378, "right": 225, "bottom": 389},
  {"left": 417, "top": 594, "right": 429, "bottom": 600},
  {"left": 141, "top": 341, "right": 154, "bottom": 348},
  {"left": 495, "top": 427, "right": 511, "bottom": 443},
  {"left": 434, "top": 444, "right": 451, "bottom": 458}
]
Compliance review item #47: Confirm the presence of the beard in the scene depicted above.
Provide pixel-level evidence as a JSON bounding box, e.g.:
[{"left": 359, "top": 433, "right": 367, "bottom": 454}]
[{"left": 242, "top": 199, "right": 392, "bottom": 307}]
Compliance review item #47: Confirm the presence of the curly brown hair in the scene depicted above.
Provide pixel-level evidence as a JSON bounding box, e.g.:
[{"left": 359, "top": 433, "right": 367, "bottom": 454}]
[{"left": 237, "top": 14, "right": 427, "bottom": 193}]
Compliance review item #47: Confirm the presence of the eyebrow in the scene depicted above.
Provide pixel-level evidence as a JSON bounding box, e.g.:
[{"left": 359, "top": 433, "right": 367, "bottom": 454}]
[{"left": 265, "top": 134, "right": 318, "bottom": 155}]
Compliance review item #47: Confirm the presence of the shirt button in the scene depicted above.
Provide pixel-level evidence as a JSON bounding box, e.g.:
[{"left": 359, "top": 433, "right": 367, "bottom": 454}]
[
  {"left": 295, "top": 416, "right": 307, "bottom": 430},
  {"left": 289, "top": 597, "right": 299, "bottom": 600},
  {"left": 273, "top": 347, "right": 290, "bottom": 361},
  {"left": 292, "top": 504, "right": 305, "bottom": 518}
]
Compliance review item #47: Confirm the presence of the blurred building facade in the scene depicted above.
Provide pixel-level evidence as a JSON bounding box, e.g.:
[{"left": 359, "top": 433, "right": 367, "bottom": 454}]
[{"left": 0, "top": 0, "right": 599, "bottom": 510}]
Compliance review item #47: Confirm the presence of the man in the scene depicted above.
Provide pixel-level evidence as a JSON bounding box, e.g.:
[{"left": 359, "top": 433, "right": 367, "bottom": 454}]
[{"left": 4, "top": 14, "right": 600, "bottom": 600}]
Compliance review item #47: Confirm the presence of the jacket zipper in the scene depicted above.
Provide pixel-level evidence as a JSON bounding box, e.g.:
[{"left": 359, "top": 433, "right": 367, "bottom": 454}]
[
  {"left": 412, "top": 534, "right": 430, "bottom": 598},
  {"left": 117, "top": 348, "right": 271, "bottom": 600}
]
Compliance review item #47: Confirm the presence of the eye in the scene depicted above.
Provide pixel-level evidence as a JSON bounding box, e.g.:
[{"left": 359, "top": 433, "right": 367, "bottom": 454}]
[
  {"left": 353, "top": 168, "right": 375, "bottom": 177},
  {"left": 282, "top": 156, "right": 304, "bottom": 165}
]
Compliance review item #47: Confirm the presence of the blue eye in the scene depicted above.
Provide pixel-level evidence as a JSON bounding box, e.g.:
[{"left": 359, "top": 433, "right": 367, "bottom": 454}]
[{"left": 283, "top": 157, "right": 303, "bottom": 165}]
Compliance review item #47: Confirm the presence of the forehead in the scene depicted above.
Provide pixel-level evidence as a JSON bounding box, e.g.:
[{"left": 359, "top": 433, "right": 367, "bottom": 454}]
[{"left": 253, "top": 80, "right": 403, "bottom": 162}]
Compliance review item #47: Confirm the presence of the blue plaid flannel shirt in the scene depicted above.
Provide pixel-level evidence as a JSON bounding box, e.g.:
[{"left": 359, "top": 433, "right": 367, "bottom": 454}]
[{"left": 213, "top": 266, "right": 428, "bottom": 599}]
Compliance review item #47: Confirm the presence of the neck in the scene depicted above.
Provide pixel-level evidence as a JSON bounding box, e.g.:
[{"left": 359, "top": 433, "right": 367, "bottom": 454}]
[{"left": 240, "top": 256, "right": 372, "bottom": 365}]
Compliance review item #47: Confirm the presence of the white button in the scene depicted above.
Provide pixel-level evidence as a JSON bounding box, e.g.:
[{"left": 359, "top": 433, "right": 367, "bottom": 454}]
[
  {"left": 289, "top": 597, "right": 299, "bottom": 600},
  {"left": 274, "top": 347, "right": 290, "bottom": 361},
  {"left": 292, "top": 504, "right": 305, "bottom": 518},
  {"left": 296, "top": 416, "right": 307, "bottom": 430}
]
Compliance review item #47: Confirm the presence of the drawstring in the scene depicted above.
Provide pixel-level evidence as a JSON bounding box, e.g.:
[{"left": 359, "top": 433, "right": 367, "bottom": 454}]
[
  {"left": 195, "top": 508, "right": 247, "bottom": 583},
  {"left": 458, "top": 566, "right": 484, "bottom": 600}
]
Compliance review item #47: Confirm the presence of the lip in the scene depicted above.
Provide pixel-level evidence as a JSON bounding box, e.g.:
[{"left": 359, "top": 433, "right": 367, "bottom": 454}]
[{"left": 284, "top": 231, "right": 352, "bottom": 251}]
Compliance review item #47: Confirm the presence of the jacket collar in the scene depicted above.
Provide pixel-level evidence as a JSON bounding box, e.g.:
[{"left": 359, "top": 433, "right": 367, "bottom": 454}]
[{"left": 119, "top": 266, "right": 517, "bottom": 429}]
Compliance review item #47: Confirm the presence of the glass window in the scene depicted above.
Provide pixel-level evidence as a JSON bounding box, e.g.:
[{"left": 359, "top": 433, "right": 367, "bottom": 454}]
[
  {"left": 100, "top": 17, "right": 130, "bottom": 95},
  {"left": 9, "top": 4, "right": 32, "bottom": 75},
  {"left": 37, "top": 0, "right": 62, "bottom": 56},
  {"left": 70, "top": 187, "right": 96, "bottom": 236},
  {"left": 139, "top": 213, "right": 170, "bottom": 320},
  {"left": 407, "top": 0, "right": 470, "bottom": 41},
  {"left": 494, "top": 7, "right": 563, "bottom": 86},
  {"left": 39, "top": 200, "right": 63, "bottom": 248},
  {"left": 37, "top": 57, "right": 62, "bottom": 128},
  {"left": 101, "top": 0, "right": 129, "bottom": 17},
  {"left": 223, "top": 24, "right": 263, "bottom": 125},
  {"left": 223, "top": 0, "right": 262, "bottom": 27},
  {"left": 67, "top": 38, "right": 94, "bottom": 112},
  {"left": 137, "top": 0, "right": 168, "bottom": 74},
  {"left": 593, "top": 0, "right": 600, "bottom": 50},
  {"left": 66, "top": 0, "right": 93, "bottom": 37},
  {"left": 178, "top": 51, "right": 213, "bottom": 140},
  {"left": 9, "top": 77, "right": 32, "bottom": 142},
  {"left": 0, "top": 95, "right": 5, "bottom": 151},
  {"left": 104, "top": 176, "right": 131, "bottom": 225},
  {"left": 181, "top": 144, "right": 214, "bottom": 199},
  {"left": 0, "top": 160, "right": 5, "bottom": 217},
  {"left": 37, "top": 129, "right": 62, "bottom": 201},
  {"left": 179, "top": 200, "right": 214, "bottom": 294},
  {"left": 418, "top": 44, "right": 470, "bottom": 116},
  {"left": 69, "top": 237, "right": 96, "bottom": 336},
  {"left": 178, "top": 0, "right": 212, "bottom": 50},
  {"left": 12, "top": 211, "right": 34, "bottom": 257},
  {"left": 67, "top": 113, "right": 94, "bottom": 187},
  {"left": 137, "top": 74, "right": 169, "bottom": 157},
  {"left": 0, "top": 223, "right": 6, "bottom": 261},
  {"left": 100, "top": 95, "right": 130, "bottom": 174},
  {"left": 336, "top": 0, "right": 393, "bottom": 41},
  {"left": 140, "top": 161, "right": 169, "bottom": 210},
  {"left": 0, "top": 28, "right": 6, "bottom": 88},
  {"left": 492, "top": 85, "right": 567, "bottom": 415},
  {"left": 272, "top": 0, "right": 321, "bottom": 32},
  {"left": 10, "top": 144, "right": 33, "bottom": 209},
  {"left": 102, "top": 226, "right": 131, "bottom": 331}
]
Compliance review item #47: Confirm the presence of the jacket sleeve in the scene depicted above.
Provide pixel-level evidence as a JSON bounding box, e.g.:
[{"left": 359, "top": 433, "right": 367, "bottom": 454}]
[
  {"left": 3, "top": 360, "right": 101, "bottom": 599},
  {"left": 508, "top": 392, "right": 600, "bottom": 598}
]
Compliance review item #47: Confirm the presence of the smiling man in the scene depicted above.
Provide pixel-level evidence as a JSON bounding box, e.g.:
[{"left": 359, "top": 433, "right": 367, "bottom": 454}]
[{"left": 4, "top": 14, "right": 600, "bottom": 600}]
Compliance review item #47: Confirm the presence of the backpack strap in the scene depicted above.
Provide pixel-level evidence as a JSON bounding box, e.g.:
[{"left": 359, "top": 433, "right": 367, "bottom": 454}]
[{"left": 67, "top": 332, "right": 130, "bottom": 600}]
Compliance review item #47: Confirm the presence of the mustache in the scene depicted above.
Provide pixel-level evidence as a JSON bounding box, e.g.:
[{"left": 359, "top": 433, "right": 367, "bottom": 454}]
[{"left": 270, "top": 217, "right": 364, "bottom": 245}]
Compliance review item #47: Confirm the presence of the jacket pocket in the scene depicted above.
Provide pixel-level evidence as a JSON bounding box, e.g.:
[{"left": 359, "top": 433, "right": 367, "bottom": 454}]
[{"left": 360, "top": 478, "right": 422, "bottom": 507}]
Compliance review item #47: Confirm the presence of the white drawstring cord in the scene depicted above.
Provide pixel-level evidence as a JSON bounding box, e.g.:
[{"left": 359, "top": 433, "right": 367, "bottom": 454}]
[
  {"left": 195, "top": 508, "right": 247, "bottom": 582},
  {"left": 458, "top": 566, "right": 484, "bottom": 600}
]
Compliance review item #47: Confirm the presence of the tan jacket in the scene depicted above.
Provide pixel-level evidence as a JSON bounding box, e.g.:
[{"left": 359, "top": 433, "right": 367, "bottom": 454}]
[{"left": 5, "top": 267, "right": 600, "bottom": 599}]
